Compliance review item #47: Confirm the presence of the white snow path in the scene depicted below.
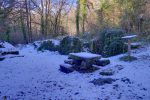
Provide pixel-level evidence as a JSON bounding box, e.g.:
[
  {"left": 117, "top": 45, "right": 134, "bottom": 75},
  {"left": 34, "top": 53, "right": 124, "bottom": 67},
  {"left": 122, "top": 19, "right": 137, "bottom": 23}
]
[{"left": 0, "top": 45, "right": 150, "bottom": 100}]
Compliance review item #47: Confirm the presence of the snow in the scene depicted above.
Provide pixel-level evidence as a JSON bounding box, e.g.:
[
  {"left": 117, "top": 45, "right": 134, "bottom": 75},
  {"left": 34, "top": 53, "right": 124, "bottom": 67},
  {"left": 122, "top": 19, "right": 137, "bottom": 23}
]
[
  {"left": 100, "top": 58, "right": 109, "bottom": 61},
  {"left": 122, "top": 35, "right": 137, "bottom": 39},
  {"left": 60, "top": 63, "right": 72, "bottom": 68},
  {"left": 50, "top": 39, "right": 60, "bottom": 46},
  {"left": 0, "top": 42, "right": 18, "bottom": 53},
  {"left": 70, "top": 52, "right": 101, "bottom": 59},
  {"left": 0, "top": 43, "right": 150, "bottom": 99}
]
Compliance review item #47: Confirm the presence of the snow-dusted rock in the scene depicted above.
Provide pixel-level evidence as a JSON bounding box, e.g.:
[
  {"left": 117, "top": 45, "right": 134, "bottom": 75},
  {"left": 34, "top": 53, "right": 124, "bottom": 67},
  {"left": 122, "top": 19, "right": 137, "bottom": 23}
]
[
  {"left": 0, "top": 57, "right": 5, "bottom": 61},
  {"left": 95, "top": 58, "right": 110, "bottom": 66},
  {"left": 60, "top": 63, "right": 74, "bottom": 73},
  {"left": 0, "top": 42, "right": 19, "bottom": 55},
  {"left": 91, "top": 78, "right": 116, "bottom": 86},
  {"left": 70, "top": 52, "right": 101, "bottom": 59},
  {"left": 99, "top": 69, "right": 115, "bottom": 76},
  {"left": 64, "top": 59, "right": 74, "bottom": 65},
  {"left": 33, "top": 39, "right": 60, "bottom": 49}
]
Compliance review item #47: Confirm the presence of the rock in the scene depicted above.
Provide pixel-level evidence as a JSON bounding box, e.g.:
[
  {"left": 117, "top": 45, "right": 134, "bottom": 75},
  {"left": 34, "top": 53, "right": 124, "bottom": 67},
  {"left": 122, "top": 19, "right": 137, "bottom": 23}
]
[
  {"left": 59, "top": 36, "right": 83, "bottom": 55},
  {"left": 90, "top": 78, "right": 116, "bottom": 86},
  {"left": 74, "top": 60, "right": 82, "bottom": 66},
  {"left": 113, "top": 84, "right": 119, "bottom": 90},
  {"left": 74, "top": 64, "right": 99, "bottom": 73},
  {"left": 60, "top": 64, "right": 74, "bottom": 73},
  {"left": 68, "top": 56, "right": 72, "bottom": 59},
  {"left": 115, "top": 65, "right": 124, "bottom": 70},
  {"left": 117, "top": 93, "right": 122, "bottom": 99},
  {"left": 38, "top": 40, "right": 58, "bottom": 51},
  {"left": 121, "top": 77, "right": 132, "bottom": 84},
  {"left": 64, "top": 59, "right": 74, "bottom": 65},
  {"left": 142, "top": 88, "right": 147, "bottom": 91},
  {"left": 60, "top": 87, "right": 64, "bottom": 90},
  {"left": 100, "top": 69, "right": 114, "bottom": 76},
  {"left": 80, "top": 61, "right": 87, "bottom": 70},
  {"left": 0, "top": 57, "right": 5, "bottom": 61},
  {"left": 0, "top": 44, "right": 4, "bottom": 48},
  {"left": 74, "top": 92, "right": 79, "bottom": 95},
  {"left": 1, "top": 51, "right": 19, "bottom": 55},
  {"left": 92, "top": 64, "right": 101, "bottom": 69},
  {"left": 120, "top": 56, "right": 137, "bottom": 62},
  {"left": 90, "top": 29, "right": 127, "bottom": 57},
  {"left": 0, "top": 42, "right": 19, "bottom": 55},
  {"left": 95, "top": 58, "right": 110, "bottom": 66}
]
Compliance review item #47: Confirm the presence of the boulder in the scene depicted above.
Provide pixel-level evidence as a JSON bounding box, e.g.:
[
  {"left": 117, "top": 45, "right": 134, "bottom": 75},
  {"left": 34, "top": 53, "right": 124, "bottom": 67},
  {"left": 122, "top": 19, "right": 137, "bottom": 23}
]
[
  {"left": 38, "top": 40, "right": 58, "bottom": 51},
  {"left": 0, "top": 57, "right": 5, "bottom": 61},
  {"left": 90, "top": 78, "right": 116, "bottom": 86},
  {"left": 120, "top": 56, "right": 137, "bottom": 62},
  {"left": 90, "top": 29, "right": 127, "bottom": 57},
  {"left": 115, "top": 65, "right": 124, "bottom": 70},
  {"left": 99, "top": 69, "right": 114, "bottom": 76},
  {"left": 95, "top": 58, "right": 110, "bottom": 66},
  {"left": 0, "top": 42, "right": 19, "bottom": 55},
  {"left": 59, "top": 36, "right": 82, "bottom": 55},
  {"left": 59, "top": 64, "right": 74, "bottom": 73},
  {"left": 0, "top": 43, "right": 4, "bottom": 48}
]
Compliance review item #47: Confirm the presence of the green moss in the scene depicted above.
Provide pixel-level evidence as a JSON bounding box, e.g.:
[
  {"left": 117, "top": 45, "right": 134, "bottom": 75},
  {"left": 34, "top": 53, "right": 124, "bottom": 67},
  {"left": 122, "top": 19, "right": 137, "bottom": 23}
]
[
  {"left": 38, "top": 41, "right": 58, "bottom": 52},
  {"left": 120, "top": 56, "right": 137, "bottom": 62},
  {"left": 99, "top": 70, "right": 114, "bottom": 76},
  {"left": 59, "top": 36, "right": 82, "bottom": 55},
  {"left": 91, "top": 78, "right": 116, "bottom": 86},
  {"left": 90, "top": 29, "right": 127, "bottom": 57}
]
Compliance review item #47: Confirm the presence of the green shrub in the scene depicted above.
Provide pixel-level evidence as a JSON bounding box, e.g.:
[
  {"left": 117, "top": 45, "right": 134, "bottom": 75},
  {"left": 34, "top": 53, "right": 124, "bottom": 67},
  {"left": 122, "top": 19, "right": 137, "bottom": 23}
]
[
  {"left": 59, "top": 36, "right": 82, "bottom": 55},
  {"left": 38, "top": 41, "right": 58, "bottom": 51},
  {"left": 90, "top": 29, "right": 127, "bottom": 57}
]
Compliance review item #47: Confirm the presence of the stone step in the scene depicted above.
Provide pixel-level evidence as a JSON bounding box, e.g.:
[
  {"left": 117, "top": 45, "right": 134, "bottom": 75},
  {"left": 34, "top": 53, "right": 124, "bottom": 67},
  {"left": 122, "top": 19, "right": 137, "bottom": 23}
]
[
  {"left": 64, "top": 59, "right": 74, "bottom": 65},
  {"left": 59, "top": 64, "right": 74, "bottom": 74},
  {"left": 95, "top": 58, "right": 110, "bottom": 66}
]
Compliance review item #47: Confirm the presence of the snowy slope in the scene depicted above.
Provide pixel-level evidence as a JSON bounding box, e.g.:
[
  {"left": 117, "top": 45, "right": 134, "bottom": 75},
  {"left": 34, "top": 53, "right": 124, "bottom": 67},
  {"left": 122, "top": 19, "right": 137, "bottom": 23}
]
[{"left": 0, "top": 44, "right": 150, "bottom": 100}]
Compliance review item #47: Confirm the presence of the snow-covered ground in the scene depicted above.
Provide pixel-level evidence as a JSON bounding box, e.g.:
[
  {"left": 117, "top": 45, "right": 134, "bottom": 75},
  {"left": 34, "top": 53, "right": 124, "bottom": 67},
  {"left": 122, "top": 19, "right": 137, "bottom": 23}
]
[{"left": 0, "top": 44, "right": 150, "bottom": 100}]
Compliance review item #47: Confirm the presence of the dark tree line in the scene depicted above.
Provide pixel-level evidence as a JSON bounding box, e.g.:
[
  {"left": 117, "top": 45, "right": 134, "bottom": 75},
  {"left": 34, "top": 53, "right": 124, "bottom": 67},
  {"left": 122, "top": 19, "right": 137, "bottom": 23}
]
[
  {"left": 0, "top": 0, "right": 150, "bottom": 43},
  {"left": 0, "top": 0, "right": 73, "bottom": 43}
]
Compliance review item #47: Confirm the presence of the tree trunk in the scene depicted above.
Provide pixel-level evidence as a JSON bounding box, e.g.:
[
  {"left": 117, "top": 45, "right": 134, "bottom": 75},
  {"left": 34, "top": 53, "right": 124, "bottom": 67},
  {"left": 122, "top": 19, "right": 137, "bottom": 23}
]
[
  {"left": 25, "top": 0, "right": 30, "bottom": 42},
  {"left": 76, "top": 0, "right": 80, "bottom": 35}
]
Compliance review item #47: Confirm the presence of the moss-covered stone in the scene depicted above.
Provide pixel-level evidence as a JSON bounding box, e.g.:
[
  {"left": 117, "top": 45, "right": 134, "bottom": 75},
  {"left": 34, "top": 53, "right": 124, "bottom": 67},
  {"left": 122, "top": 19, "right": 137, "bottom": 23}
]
[
  {"left": 95, "top": 58, "right": 110, "bottom": 66},
  {"left": 90, "top": 78, "right": 116, "bottom": 86},
  {"left": 99, "top": 69, "right": 114, "bottom": 76},
  {"left": 120, "top": 56, "right": 137, "bottom": 62},
  {"left": 90, "top": 29, "right": 127, "bottom": 57},
  {"left": 59, "top": 64, "right": 74, "bottom": 74},
  {"left": 59, "top": 36, "right": 82, "bottom": 55},
  {"left": 38, "top": 41, "right": 58, "bottom": 52}
]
